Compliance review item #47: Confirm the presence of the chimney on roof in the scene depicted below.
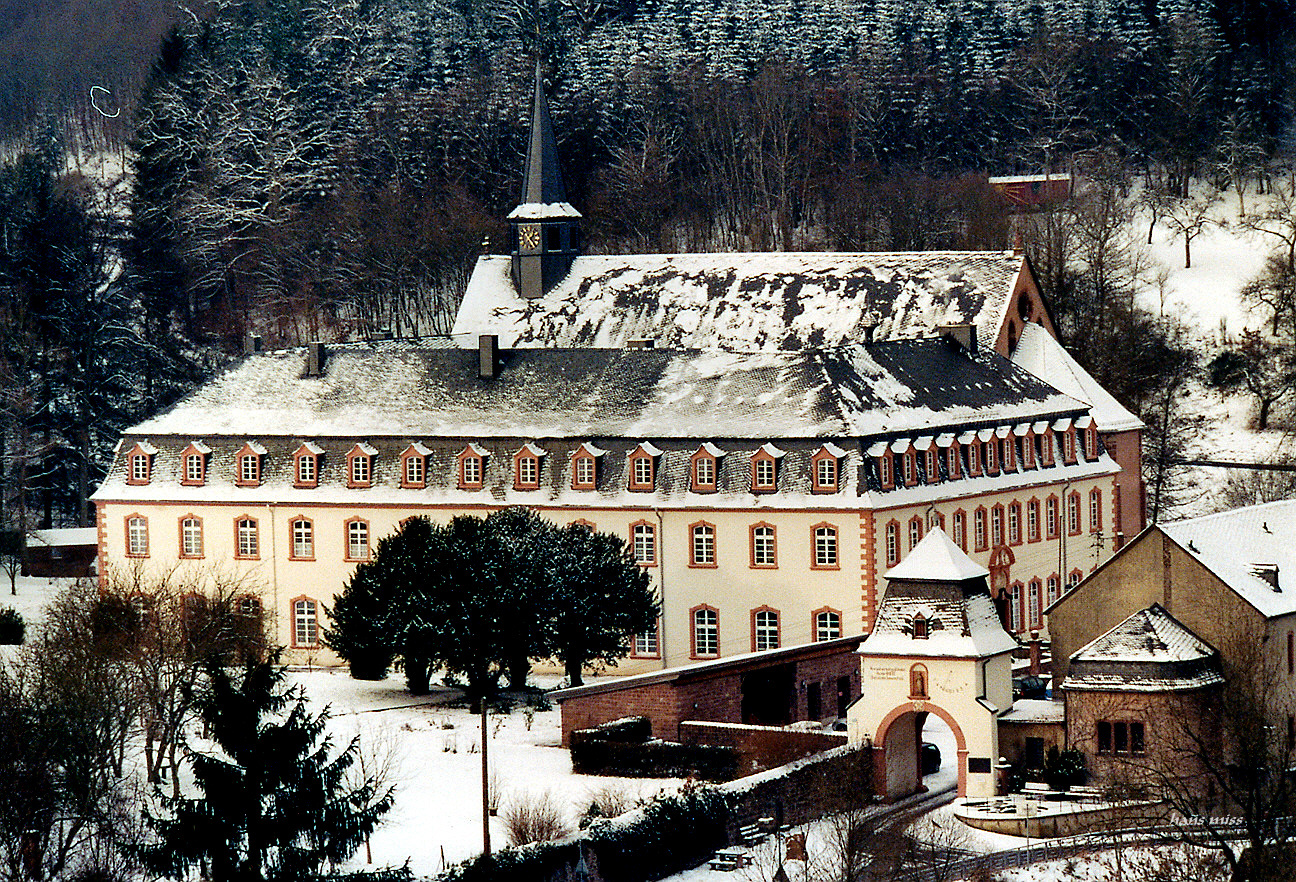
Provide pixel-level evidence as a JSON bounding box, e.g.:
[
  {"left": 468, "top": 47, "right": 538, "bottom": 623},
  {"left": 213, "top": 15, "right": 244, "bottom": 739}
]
[
  {"left": 305, "top": 341, "right": 327, "bottom": 377},
  {"left": 479, "top": 334, "right": 499, "bottom": 380},
  {"left": 1252, "top": 563, "right": 1281, "bottom": 592},
  {"left": 243, "top": 334, "right": 263, "bottom": 355},
  {"left": 940, "top": 323, "right": 977, "bottom": 353},
  {"left": 626, "top": 338, "right": 655, "bottom": 350}
]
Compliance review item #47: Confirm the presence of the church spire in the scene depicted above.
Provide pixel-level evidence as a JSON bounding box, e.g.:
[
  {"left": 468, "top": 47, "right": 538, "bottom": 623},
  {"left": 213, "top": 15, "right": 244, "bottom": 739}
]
[{"left": 509, "top": 61, "right": 581, "bottom": 300}]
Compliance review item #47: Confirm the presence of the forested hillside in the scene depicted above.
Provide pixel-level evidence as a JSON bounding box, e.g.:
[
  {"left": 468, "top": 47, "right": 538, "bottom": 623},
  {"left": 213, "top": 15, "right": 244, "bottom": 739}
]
[{"left": 0, "top": 0, "right": 1292, "bottom": 528}]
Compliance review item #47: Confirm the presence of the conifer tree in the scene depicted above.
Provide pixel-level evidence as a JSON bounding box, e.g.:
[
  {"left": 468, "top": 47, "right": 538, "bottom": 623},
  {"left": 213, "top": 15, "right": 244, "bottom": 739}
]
[{"left": 138, "top": 657, "right": 400, "bottom": 882}]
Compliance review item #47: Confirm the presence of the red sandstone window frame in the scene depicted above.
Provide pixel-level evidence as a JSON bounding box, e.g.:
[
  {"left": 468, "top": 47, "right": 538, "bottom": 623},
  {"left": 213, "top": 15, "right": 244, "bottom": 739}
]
[
  {"left": 750, "top": 522, "right": 778, "bottom": 568},
  {"left": 346, "top": 444, "right": 376, "bottom": 489},
  {"left": 985, "top": 440, "right": 998, "bottom": 475},
  {"left": 1068, "top": 491, "right": 1082, "bottom": 536},
  {"left": 1008, "top": 502, "right": 1022, "bottom": 546},
  {"left": 1010, "top": 581, "right": 1024, "bottom": 632},
  {"left": 991, "top": 504, "right": 1004, "bottom": 548},
  {"left": 570, "top": 518, "right": 595, "bottom": 531},
  {"left": 689, "top": 521, "right": 717, "bottom": 568},
  {"left": 289, "top": 516, "right": 315, "bottom": 561},
  {"left": 125, "top": 514, "right": 149, "bottom": 558},
  {"left": 952, "top": 509, "right": 967, "bottom": 551},
  {"left": 909, "top": 663, "right": 929, "bottom": 698},
  {"left": 974, "top": 507, "right": 988, "bottom": 552},
  {"left": 126, "top": 444, "right": 154, "bottom": 486},
  {"left": 234, "top": 515, "right": 260, "bottom": 560},
  {"left": 924, "top": 448, "right": 939, "bottom": 484},
  {"left": 513, "top": 446, "right": 543, "bottom": 491},
  {"left": 1045, "top": 495, "right": 1060, "bottom": 539},
  {"left": 1002, "top": 436, "right": 1016, "bottom": 472},
  {"left": 1028, "top": 578, "right": 1043, "bottom": 629},
  {"left": 1063, "top": 428, "right": 1077, "bottom": 464},
  {"left": 690, "top": 605, "right": 720, "bottom": 659},
  {"left": 878, "top": 452, "right": 895, "bottom": 489},
  {"left": 1041, "top": 430, "right": 1056, "bottom": 466},
  {"left": 690, "top": 447, "right": 719, "bottom": 493},
  {"left": 751, "top": 606, "right": 780, "bottom": 652},
  {"left": 967, "top": 443, "right": 982, "bottom": 477},
  {"left": 902, "top": 450, "right": 917, "bottom": 487},
  {"left": 628, "top": 445, "right": 658, "bottom": 492},
  {"left": 235, "top": 442, "right": 265, "bottom": 487},
  {"left": 751, "top": 449, "right": 779, "bottom": 494},
  {"left": 291, "top": 595, "right": 321, "bottom": 648},
  {"left": 630, "top": 520, "right": 657, "bottom": 567},
  {"left": 457, "top": 445, "right": 486, "bottom": 490},
  {"left": 1089, "top": 487, "right": 1102, "bottom": 533},
  {"left": 571, "top": 451, "right": 598, "bottom": 490},
  {"left": 1022, "top": 433, "right": 1036, "bottom": 469},
  {"left": 178, "top": 514, "right": 204, "bottom": 559},
  {"left": 812, "top": 523, "right": 839, "bottom": 570},
  {"left": 885, "top": 520, "right": 901, "bottom": 567},
  {"left": 400, "top": 443, "right": 429, "bottom": 489},
  {"left": 1086, "top": 424, "right": 1100, "bottom": 461},
  {"left": 344, "top": 516, "right": 371, "bottom": 562},
  {"left": 946, "top": 444, "right": 961, "bottom": 480},
  {"left": 293, "top": 443, "right": 322, "bottom": 489},
  {"left": 811, "top": 446, "right": 842, "bottom": 494},
  {"left": 1027, "top": 498, "right": 1041, "bottom": 542},
  {"left": 908, "top": 515, "right": 923, "bottom": 552},
  {"left": 180, "top": 442, "right": 208, "bottom": 486},
  {"left": 813, "top": 607, "right": 842, "bottom": 642}
]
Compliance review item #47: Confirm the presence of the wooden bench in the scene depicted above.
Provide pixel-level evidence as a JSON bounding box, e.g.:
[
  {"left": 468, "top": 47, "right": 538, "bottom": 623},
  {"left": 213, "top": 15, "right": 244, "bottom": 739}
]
[
  {"left": 708, "top": 848, "right": 751, "bottom": 871},
  {"left": 736, "top": 822, "right": 764, "bottom": 845}
]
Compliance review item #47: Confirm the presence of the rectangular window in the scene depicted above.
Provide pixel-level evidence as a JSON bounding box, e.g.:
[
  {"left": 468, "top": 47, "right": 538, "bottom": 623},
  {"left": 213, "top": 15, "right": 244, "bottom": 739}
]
[
  {"left": 1028, "top": 501, "right": 1040, "bottom": 542},
  {"left": 815, "top": 526, "right": 838, "bottom": 567},
  {"left": 1029, "top": 582, "right": 1040, "bottom": 629},
  {"left": 185, "top": 454, "right": 204, "bottom": 483},
  {"left": 816, "top": 457, "right": 836, "bottom": 490},
  {"left": 632, "top": 523, "right": 656, "bottom": 565},
  {"left": 902, "top": 453, "right": 915, "bottom": 485},
  {"left": 975, "top": 510, "right": 987, "bottom": 550},
  {"left": 351, "top": 456, "right": 371, "bottom": 485},
  {"left": 886, "top": 522, "right": 899, "bottom": 567},
  {"left": 240, "top": 454, "right": 259, "bottom": 484},
  {"left": 294, "top": 598, "right": 319, "bottom": 646},
  {"left": 1009, "top": 505, "right": 1020, "bottom": 544},
  {"left": 237, "top": 518, "right": 259, "bottom": 558},
  {"left": 952, "top": 512, "right": 966, "bottom": 550},
  {"left": 633, "top": 456, "right": 654, "bottom": 488},
  {"left": 691, "top": 524, "right": 716, "bottom": 565},
  {"left": 816, "top": 611, "right": 841, "bottom": 642},
  {"left": 879, "top": 456, "right": 893, "bottom": 487},
  {"left": 405, "top": 455, "right": 424, "bottom": 486},
  {"left": 462, "top": 455, "right": 482, "bottom": 486},
  {"left": 1068, "top": 494, "right": 1081, "bottom": 535},
  {"left": 1090, "top": 490, "right": 1101, "bottom": 532},
  {"left": 693, "top": 608, "right": 718, "bottom": 657},
  {"left": 991, "top": 507, "right": 1003, "bottom": 547},
  {"left": 634, "top": 621, "right": 659, "bottom": 656},
  {"left": 986, "top": 442, "right": 997, "bottom": 473},
  {"left": 127, "top": 517, "right": 148, "bottom": 556},
  {"left": 517, "top": 456, "right": 538, "bottom": 487},
  {"left": 908, "top": 519, "right": 922, "bottom": 551},
  {"left": 1010, "top": 582, "right": 1021, "bottom": 632},
  {"left": 968, "top": 444, "right": 980, "bottom": 474},
  {"left": 348, "top": 520, "right": 369, "bottom": 560},
  {"left": 131, "top": 454, "right": 150, "bottom": 482},
  {"left": 1130, "top": 722, "right": 1145, "bottom": 754},
  {"left": 694, "top": 456, "right": 715, "bottom": 489},
  {"left": 947, "top": 447, "right": 960, "bottom": 479},
  {"left": 575, "top": 456, "right": 595, "bottom": 487},
  {"left": 297, "top": 455, "right": 316, "bottom": 485},
  {"left": 181, "top": 517, "right": 203, "bottom": 558},
  {"left": 1113, "top": 721, "right": 1128, "bottom": 754},
  {"left": 1098, "top": 721, "right": 1112, "bottom": 753},
  {"left": 292, "top": 519, "right": 314, "bottom": 559},
  {"left": 1047, "top": 576, "right": 1059, "bottom": 606},
  {"left": 752, "top": 525, "right": 776, "bottom": 567},
  {"left": 1047, "top": 498, "right": 1059, "bottom": 538},
  {"left": 754, "top": 458, "right": 775, "bottom": 490}
]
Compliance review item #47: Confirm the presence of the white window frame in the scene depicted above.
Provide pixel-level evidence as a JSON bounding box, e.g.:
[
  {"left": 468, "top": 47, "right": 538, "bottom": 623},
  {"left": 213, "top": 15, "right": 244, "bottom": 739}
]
[
  {"left": 815, "top": 611, "right": 841, "bottom": 642},
  {"left": 348, "top": 520, "right": 369, "bottom": 560},
  {"left": 814, "top": 525, "right": 838, "bottom": 567},
  {"left": 754, "top": 610, "right": 779, "bottom": 651},
  {"left": 181, "top": 517, "right": 203, "bottom": 557},
  {"left": 294, "top": 598, "right": 319, "bottom": 647},
  {"left": 693, "top": 608, "right": 718, "bottom": 657},
  {"left": 237, "top": 518, "right": 258, "bottom": 558}
]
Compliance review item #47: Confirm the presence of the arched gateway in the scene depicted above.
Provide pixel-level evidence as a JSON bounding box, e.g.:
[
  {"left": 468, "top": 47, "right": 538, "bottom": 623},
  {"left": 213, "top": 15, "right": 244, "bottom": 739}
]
[{"left": 847, "top": 529, "right": 1018, "bottom": 799}]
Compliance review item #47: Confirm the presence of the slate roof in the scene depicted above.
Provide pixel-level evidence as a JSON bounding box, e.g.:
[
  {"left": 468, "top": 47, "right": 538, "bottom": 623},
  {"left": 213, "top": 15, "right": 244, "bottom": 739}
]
[
  {"left": 125, "top": 338, "right": 1088, "bottom": 441},
  {"left": 860, "top": 531, "right": 1018, "bottom": 659},
  {"left": 1063, "top": 604, "right": 1224, "bottom": 693},
  {"left": 1161, "top": 499, "right": 1296, "bottom": 620},
  {"left": 1010, "top": 323, "right": 1143, "bottom": 433},
  {"left": 452, "top": 251, "right": 1030, "bottom": 351}
]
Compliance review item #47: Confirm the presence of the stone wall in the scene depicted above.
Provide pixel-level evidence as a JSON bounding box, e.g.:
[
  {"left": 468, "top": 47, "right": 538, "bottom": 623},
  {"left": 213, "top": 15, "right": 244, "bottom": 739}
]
[
  {"left": 680, "top": 721, "right": 847, "bottom": 776},
  {"left": 721, "top": 741, "right": 874, "bottom": 833}
]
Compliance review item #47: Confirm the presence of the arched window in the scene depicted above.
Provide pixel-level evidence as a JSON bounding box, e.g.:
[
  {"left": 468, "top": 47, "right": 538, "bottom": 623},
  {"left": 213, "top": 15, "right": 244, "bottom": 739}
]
[
  {"left": 293, "top": 597, "right": 319, "bottom": 647},
  {"left": 908, "top": 516, "right": 923, "bottom": 551},
  {"left": 813, "top": 524, "right": 839, "bottom": 568},
  {"left": 1046, "top": 496, "right": 1059, "bottom": 539},
  {"left": 290, "top": 517, "right": 314, "bottom": 560},
  {"left": 974, "top": 508, "right": 988, "bottom": 551},
  {"left": 458, "top": 444, "right": 486, "bottom": 489},
  {"left": 753, "top": 608, "right": 780, "bottom": 651},
  {"left": 631, "top": 521, "right": 656, "bottom": 566},
  {"left": 1008, "top": 502, "right": 1021, "bottom": 545},
  {"left": 886, "top": 521, "right": 900, "bottom": 567},
  {"left": 751, "top": 524, "right": 777, "bottom": 568},
  {"left": 1089, "top": 488, "right": 1102, "bottom": 532},
  {"left": 814, "top": 609, "right": 841, "bottom": 642},
  {"left": 952, "top": 510, "right": 967, "bottom": 551},
  {"left": 991, "top": 505, "right": 1004, "bottom": 548},
  {"left": 1068, "top": 491, "right": 1082, "bottom": 535},
  {"left": 346, "top": 518, "right": 370, "bottom": 561},
  {"left": 126, "top": 515, "right": 148, "bottom": 557},
  {"left": 179, "top": 515, "right": 203, "bottom": 559},
  {"left": 912, "top": 614, "right": 929, "bottom": 639},
  {"left": 235, "top": 517, "right": 259, "bottom": 559},
  {"left": 401, "top": 442, "right": 429, "bottom": 489},
  {"left": 347, "top": 443, "right": 376, "bottom": 488},
  {"left": 909, "top": 664, "right": 929, "bottom": 699},
  {"left": 1027, "top": 499, "right": 1040, "bottom": 542},
  {"left": 692, "top": 606, "right": 719, "bottom": 658}
]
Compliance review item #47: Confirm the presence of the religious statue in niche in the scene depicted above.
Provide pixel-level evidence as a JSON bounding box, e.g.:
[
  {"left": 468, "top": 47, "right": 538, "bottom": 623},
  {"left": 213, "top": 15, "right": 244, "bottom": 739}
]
[{"left": 909, "top": 663, "right": 929, "bottom": 699}]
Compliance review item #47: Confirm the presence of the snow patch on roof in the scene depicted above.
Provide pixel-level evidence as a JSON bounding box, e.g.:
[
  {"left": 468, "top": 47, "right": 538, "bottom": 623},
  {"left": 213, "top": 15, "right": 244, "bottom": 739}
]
[
  {"left": 1012, "top": 324, "right": 1143, "bottom": 433},
  {"left": 1063, "top": 604, "right": 1224, "bottom": 693},
  {"left": 506, "top": 202, "right": 581, "bottom": 220}
]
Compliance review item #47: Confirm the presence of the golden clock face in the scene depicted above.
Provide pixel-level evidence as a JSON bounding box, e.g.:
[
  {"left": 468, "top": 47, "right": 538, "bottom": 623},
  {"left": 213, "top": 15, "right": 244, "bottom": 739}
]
[{"left": 519, "top": 224, "right": 541, "bottom": 251}]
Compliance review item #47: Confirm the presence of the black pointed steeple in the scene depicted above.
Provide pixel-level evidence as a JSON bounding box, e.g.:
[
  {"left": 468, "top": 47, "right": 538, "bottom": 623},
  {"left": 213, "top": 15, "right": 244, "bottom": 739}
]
[{"left": 510, "top": 61, "right": 581, "bottom": 300}]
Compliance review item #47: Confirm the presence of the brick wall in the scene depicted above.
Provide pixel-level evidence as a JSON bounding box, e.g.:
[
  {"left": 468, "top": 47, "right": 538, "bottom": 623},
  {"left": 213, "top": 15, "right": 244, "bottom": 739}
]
[
  {"left": 560, "top": 683, "right": 682, "bottom": 746},
  {"left": 721, "top": 742, "right": 873, "bottom": 833},
  {"left": 680, "top": 721, "right": 847, "bottom": 775}
]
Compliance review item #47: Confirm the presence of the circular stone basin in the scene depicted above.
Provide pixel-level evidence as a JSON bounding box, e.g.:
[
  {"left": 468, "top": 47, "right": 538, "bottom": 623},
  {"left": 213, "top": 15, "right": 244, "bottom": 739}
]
[{"left": 953, "top": 795, "right": 1161, "bottom": 838}]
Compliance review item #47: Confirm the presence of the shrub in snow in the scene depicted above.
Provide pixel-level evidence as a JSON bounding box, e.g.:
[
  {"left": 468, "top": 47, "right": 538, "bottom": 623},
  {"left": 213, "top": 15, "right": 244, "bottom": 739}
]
[
  {"left": 0, "top": 607, "right": 23, "bottom": 644},
  {"left": 501, "top": 791, "right": 572, "bottom": 845}
]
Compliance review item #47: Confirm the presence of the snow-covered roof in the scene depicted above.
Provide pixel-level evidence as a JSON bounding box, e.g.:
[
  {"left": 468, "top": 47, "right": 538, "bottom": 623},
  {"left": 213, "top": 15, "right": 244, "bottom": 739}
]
[
  {"left": 884, "top": 528, "right": 989, "bottom": 582},
  {"left": 1063, "top": 604, "right": 1224, "bottom": 693},
  {"left": 28, "top": 527, "right": 98, "bottom": 548},
  {"left": 124, "top": 339, "right": 1087, "bottom": 441},
  {"left": 506, "top": 202, "right": 581, "bottom": 220},
  {"left": 999, "top": 698, "right": 1065, "bottom": 724},
  {"left": 1161, "top": 499, "right": 1296, "bottom": 620},
  {"left": 1011, "top": 323, "right": 1143, "bottom": 433},
  {"left": 861, "top": 536, "right": 1017, "bottom": 659},
  {"left": 453, "top": 251, "right": 1029, "bottom": 351}
]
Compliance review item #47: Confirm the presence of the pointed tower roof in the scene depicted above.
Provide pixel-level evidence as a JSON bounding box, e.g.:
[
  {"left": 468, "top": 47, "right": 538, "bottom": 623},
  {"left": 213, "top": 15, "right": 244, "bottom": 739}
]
[
  {"left": 508, "top": 61, "right": 580, "bottom": 220},
  {"left": 885, "top": 527, "right": 989, "bottom": 582}
]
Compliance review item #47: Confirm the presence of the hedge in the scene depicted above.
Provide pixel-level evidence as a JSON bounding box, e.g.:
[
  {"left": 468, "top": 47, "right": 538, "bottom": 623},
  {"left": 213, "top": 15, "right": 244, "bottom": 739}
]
[{"left": 0, "top": 607, "right": 24, "bottom": 644}]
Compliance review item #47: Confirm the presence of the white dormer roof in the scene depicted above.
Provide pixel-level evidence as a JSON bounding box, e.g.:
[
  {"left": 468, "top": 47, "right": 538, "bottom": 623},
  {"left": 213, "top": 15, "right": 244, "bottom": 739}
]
[
  {"left": 132, "top": 441, "right": 158, "bottom": 455},
  {"left": 912, "top": 436, "right": 934, "bottom": 451},
  {"left": 758, "top": 442, "right": 786, "bottom": 458},
  {"left": 576, "top": 441, "right": 607, "bottom": 457},
  {"left": 406, "top": 441, "right": 432, "bottom": 456},
  {"left": 698, "top": 442, "right": 726, "bottom": 457},
  {"left": 352, "top": 442, "right": 378, "bottom": 456},
  {"left": 867, "top": 441, "right": 888, "bottom": 457},
  {"left": 298, "top": 441, "right": 324, "bottom": 455},
  {"left": 463, "top": 442, "right": 489, "bottom": 457},
  {"left": 890, "top": 438, "right": 910, "bottom": 453},
  {"left": 186, "top": 440, "right": 212, "bottom": 455},
  {"left": 819, "top": 441, "right": 848, "bottom": 458},
  {"left": 517, "top": 441, "right": 547, "bottom": 457},
  {"left": 242, "top": 440, "right": 268, "bottom": 456},
  {"left": 634, "top": 441, "right": 664, "bottom": 457}
]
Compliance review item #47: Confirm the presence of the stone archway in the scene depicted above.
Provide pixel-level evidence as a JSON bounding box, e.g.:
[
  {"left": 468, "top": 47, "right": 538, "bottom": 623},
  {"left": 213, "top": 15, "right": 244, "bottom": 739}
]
[{"left": 873, "top": 701, "right": 970, "bottom": 799}]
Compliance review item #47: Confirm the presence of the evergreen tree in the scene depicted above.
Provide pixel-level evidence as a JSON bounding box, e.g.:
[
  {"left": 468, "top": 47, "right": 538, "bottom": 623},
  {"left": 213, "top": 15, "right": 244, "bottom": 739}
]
[{"left": 138, "top": 657, "right": 400, "bottom": 882}]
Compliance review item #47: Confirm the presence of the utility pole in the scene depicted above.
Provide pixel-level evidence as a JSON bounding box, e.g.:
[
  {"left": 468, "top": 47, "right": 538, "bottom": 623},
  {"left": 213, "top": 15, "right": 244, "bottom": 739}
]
[{"left": 481, "top": 704, "right": 491, "bottom": 857}]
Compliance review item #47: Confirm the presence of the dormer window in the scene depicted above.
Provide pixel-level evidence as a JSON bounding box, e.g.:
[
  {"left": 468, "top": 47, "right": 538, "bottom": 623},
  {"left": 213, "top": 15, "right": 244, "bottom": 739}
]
[
  {"left": 691, "top": 443, "right": 723, "bottom": 493},
  {"left": 627, "top": 442, "right": 662, "bottom": 492},
  {"left": 924, "top": 448, "right": 939, "bottom": 484},
  {"left": 1021, "top": 431, "right": 1036, "bottom": 469},
  {"left": 1079, "top": 418, "right": 1099, "bottom": 461},
  {"left": 571, "top": 442, "right": 606, "bottom": 490},
  {"left": 811, "top": 443, "right": 846, "bottom": 494},
  {"left": 126, "top": 441, "right": 157, "bottom": 486},
  {"left": 180, "top": 441, "right": 211, "bottom": 486},
  {"left": 945, "top": 443, "right": 960, "bottom": 479},
  {"left": 458, "top": 444, "right": 487, "bottom": 490},
  {"left": 293, "top": 442, "right": 323, "bottom": 488},
  {"left": 879, "top": 452, "right": 894, "bottom": 488},
  {"left": 751, "top": 443, "right": 784, "bottom": 494},
  {"left": 235, "top": 441, "right": 266, "bottom": 487},
  {"left": 1041, "top": 428, "right": 1056, "bottom": 466},
  {"left": 913, "top": 614, "right": 929, "bottom": 639},
  {"left": 1063, "top": 427, "right": 1077, "bottom": 463},
  {"left": 400, "top": 442, "right": 430, "bottom": 489},
  {"left": 1001, "top": 434, "right": 1016, "bottom": 471},
  {"left": 347, "top": 443, "right": 377, "bottom": 488},
  {"left": 513, "top": 442, "right": 546, "bottom": 491},
  {"left": 985, "top": 439, "right": 998, "bottom": 474}
]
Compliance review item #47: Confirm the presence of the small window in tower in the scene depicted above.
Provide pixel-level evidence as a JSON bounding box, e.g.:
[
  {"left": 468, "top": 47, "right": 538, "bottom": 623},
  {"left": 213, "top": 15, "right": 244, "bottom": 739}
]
[{"left": 545, "top": 226, "right": 561, "bottom": 251}]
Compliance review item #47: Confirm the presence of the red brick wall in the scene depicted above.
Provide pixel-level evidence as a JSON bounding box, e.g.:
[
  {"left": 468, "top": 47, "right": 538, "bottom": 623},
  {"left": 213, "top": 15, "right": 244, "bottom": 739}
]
[{"left": 560, "top": 683, "right": 683, "bottom": 746}]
